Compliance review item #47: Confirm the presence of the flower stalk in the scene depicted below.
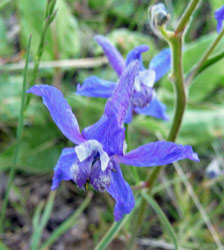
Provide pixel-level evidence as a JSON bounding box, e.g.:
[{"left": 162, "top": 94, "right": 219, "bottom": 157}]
[
  {"left": 0, "top": 36, "right": 32, "bottom": 233},
  {"left": 127, "top": 1, "right": 201, "bottom": 247}
]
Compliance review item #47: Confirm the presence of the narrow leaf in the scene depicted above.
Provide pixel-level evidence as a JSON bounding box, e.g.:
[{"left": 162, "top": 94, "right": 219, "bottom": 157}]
[{"left": 141, "top": 191, "right": 179, "bottom": 250}]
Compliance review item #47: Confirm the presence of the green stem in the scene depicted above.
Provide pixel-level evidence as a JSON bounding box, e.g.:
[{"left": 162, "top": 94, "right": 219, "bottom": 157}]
[
  {"left": 95, "top": 217, "right": 130, "bottom": 250},
  {"left": 127, "top": 1, "right": 201, "bottom": 246},
  {"left": 0, "top": 36, "right": 32, "bottom": 233},
  {"left": 167, "top": 35, "right": 186, "bottom": 142},
  {"left": 26, "top": 0, "right": 57, "bottom": 106},
  {"left": 186, "top": 27, "right": 224, "bottom": 85},
  {"left": 175, "top": 0, "right": 200, "bottom": 34}
]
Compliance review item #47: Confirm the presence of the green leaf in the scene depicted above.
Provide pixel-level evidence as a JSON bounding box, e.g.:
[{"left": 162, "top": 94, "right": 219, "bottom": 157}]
[
  {"left": 141, "top": 191, "right": 179, "bottom": 250},
  {"left": 183, "top": 33, "right": 224, "bottom": 101},
  {"left": 18, "top": 0, "right": 80, "bottom": 60}
]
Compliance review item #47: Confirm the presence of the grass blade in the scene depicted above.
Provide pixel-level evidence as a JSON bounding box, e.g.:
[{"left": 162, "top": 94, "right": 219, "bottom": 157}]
[
  {"left": 95, "top": 218, "right": 128, "bottom": 250},
  {"left": 173, "top": 162, "right": 224, "bottom": 250},
  {"left": 0, "top": 35, "right": 32, "bottom": 233},
  {"left": 95, "top": 197, "right": 141, "bottom": 250},
  {"left": 39, "top": 192, "right": 93, "bottom": 250},
  {"left": 31, "top": 191, "right": 56, "bottom": 250},
  {"left": 141, "top": 190, "right": 179, "bottom": 250}
]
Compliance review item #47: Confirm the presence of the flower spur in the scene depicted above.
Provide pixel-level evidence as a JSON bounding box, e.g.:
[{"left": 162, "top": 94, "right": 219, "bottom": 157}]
[
  {"left": 27, "top": 61, "right": 199, "bottom": 221},
  {"left": 76, "top": 35, "right": 171, "bottom": 122}
]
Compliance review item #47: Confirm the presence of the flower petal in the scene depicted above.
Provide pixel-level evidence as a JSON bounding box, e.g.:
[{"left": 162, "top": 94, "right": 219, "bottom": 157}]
[
  {"left": 215, "top": 6, "right": 224, "bottom": 33},
  {"left": 134, "top": 95, "right": 169, "bottom": 120},
  {"left": 51, "top": 148, "right": 76, "bottom": 190},
  {"left": 82, "top": 115, "right": 125, "bottom": 156},
  {"left": 82, "top": 61, "right": 139, "bottom": 155},
  {"left": 95, "top": 35, "right": 125, "bottom": 76},
  {"left": 105, "top": 60, "right": 139, "bottom": 126},
  {"left": 51, "top": 147, "right": 92, "bottom": 190},
  {"left": 107, "top": 162, "right": 135, "bottom": 221},
  {"left": 27, "top": 85, "right": 85, "bottom": 145},
  {"left": 75, "top": 140, "right": 110, "bottom": 171},
  {"left": 149, "top": 48, "right": 171, "bottom": 82},
  {"left": 126, "top": 45, "right": 149, "bottom": 70},
  {"left": 89, "top": 160, "right": 112, "bottom": 192},
  {"left": 76, "top": 76, "right": 116, "bottom": 98},
  {"left": 73, "top": 157, "right": 93, "bottom": 188},
  {"left": 124, "top": 105, "right": 133, "bottom": 124},
  {"left": 117, "top": 141, "right": 199, "bottom": 167}
]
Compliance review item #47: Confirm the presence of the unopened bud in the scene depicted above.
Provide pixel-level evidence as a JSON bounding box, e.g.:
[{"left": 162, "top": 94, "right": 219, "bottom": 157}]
[{"left": 149, "top": 3, "right": 170, "bottom": 29}]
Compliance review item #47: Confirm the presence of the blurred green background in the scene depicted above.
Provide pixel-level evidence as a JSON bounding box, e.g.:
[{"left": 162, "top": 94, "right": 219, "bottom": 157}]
[{"left": 0, "top": 0, "right": 224, "bottom": 249}]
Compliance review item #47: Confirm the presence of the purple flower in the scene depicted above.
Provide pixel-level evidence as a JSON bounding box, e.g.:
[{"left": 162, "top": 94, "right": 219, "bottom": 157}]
[
  {"left": 27, "top": 61, "right": 199, "bottom": 221},
  {"left": 215, "top": 5, "right": 224, "bottom": 33},
  {"left": 76, "top": 35, "right": 171, "bottom": 122}
]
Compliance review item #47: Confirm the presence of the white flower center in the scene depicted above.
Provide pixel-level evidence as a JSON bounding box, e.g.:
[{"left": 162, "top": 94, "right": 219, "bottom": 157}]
[{"left": 75, "top": 140, "right": 110, "bottom": 171}]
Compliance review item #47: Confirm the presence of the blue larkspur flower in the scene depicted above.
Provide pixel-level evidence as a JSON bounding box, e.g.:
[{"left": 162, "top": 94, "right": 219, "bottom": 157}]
[
  {"left": 76, "top": 35, "right": 171, "bottom": 123},
  {"left": 215, "top": 5, "right": 224, "bottom": 33},
  {"left": 27, "top": 61, "right": 199, "bottom": 221}
]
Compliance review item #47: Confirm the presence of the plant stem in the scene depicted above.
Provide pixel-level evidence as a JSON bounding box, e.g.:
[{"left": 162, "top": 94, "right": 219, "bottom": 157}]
[
  {"left": 127, "top": 1, "right": 202, "bottom": 247},
  {"left": 0, "top": 36, "right": 32, "bottom": 233},
  {"left": 186, "top": 27, "right": 224, "bottom": 85},
  {"left": 175, "top": 0, "right": 200, "bottom": 34},
  {"left": 26, "top": 0, "right": 57, "bottom": 106},
  {"left": 127, "top": 34, "right": 186, "bottom": 249}
]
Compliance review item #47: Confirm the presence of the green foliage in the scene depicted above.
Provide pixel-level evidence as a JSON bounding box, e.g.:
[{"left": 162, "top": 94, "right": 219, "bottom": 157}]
[
  {"left": 18, "top": 0, "right": 80, "bottom": 60},
  {"left": 1, "top": 0, "right": 224, "bottom": 249}
]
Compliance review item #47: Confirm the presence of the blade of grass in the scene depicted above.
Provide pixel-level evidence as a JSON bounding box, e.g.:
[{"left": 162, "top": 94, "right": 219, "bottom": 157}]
[
  {"left": 26, "top": 0, "right": 57, "bottom": 106},
  {"left": 0, "top": 35, "right": 32, "bottom": 233},
  {"left": 173, "top": 162, "right": 224, "bottom": 250},
  {"left": 31, "top": 191, "right": 56, "bottom": 250},
  {"left": 95, "top": 218, "right": 129, "bottom": 250},
  {"left": 141, "top": 190, "right": 179, "bottom": 250},
  {"left": 95, "top": 197, "right": 141, "bottom": 250},
  {"left": 39, "top": 192, "right": 93, "bottom": 250}
]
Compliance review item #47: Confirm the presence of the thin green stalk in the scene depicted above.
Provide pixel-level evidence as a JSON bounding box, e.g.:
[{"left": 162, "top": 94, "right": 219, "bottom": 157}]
[
  {"left": 0, "top": 36, "right": 32, "bottom": 233},
  {"left": 127, "top": 34, "right": 186, "bottom": 250},
  {"left": 175, "top": 0, "right": 200, "bottom": 34},
  {"left": 141, "top": 191, "right": 179, "bottom": 250},
  {"left": 31, "top": 191, "right": 56, "bottom": 250},
  {"left": 95, "top": 197, "right": 141, "bottom": 250},
  {"left": 186, "top": 27, "right": 224, "bottom": 85},
  {"left": 95, "top": 217, "right": 130, "bottom": 250},
  {"left": 127, "top": 1, "right": 202, "bottom": 247},
  {"left": 26, "top": 0, "right": 57, "bottom": 106},
  {"left": 39, "top": 192, "right": 93, "bottom": 250},
  {"left": 30, "top": 0, "right": 57, "bottom": 87}
]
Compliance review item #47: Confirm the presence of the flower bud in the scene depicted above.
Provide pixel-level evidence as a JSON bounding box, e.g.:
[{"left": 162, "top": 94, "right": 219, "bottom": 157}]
[{"left": 148, "top": 3, "right": 170, "bottom": 30}]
